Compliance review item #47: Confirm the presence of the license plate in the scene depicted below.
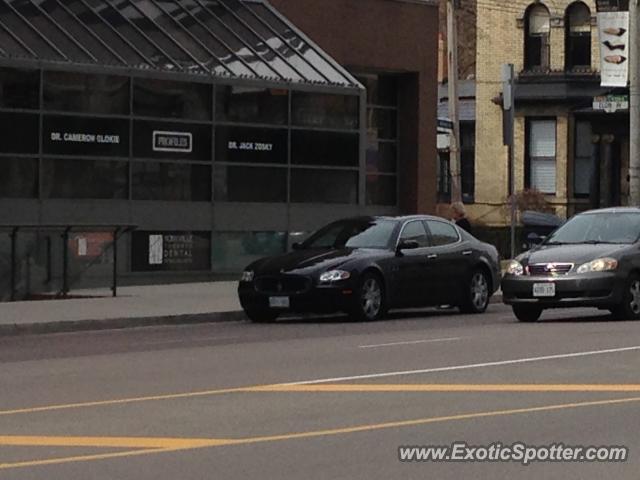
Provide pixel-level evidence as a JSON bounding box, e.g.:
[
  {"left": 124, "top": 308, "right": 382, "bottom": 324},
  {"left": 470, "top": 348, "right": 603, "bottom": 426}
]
[
  {"left": 533, "top": 283, "right": 555, "bottom": 297},
  {"left": 269, "top": 296, "right": 290, "bottom": 308}
]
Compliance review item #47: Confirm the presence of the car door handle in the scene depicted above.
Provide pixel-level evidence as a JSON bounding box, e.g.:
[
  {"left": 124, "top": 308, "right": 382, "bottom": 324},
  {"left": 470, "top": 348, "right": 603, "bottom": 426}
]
[
  {"left": 462, "top": 250, "right": 473, "bottom": 256},
  {"left": 427, "top": 254, "right": 438, "bottom": 260}
]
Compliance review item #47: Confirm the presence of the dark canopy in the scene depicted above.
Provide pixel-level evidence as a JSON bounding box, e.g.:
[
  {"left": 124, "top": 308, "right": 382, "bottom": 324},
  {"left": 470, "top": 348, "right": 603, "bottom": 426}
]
[{"left": 0, "top": 0, "right": 359, "bottom": 88}]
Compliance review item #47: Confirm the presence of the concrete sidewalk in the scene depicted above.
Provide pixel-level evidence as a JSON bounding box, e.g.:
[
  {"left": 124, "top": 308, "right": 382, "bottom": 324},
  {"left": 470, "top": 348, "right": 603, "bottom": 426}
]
[{"left": 0, "top": 282, "right": 504, "bottom": 336}]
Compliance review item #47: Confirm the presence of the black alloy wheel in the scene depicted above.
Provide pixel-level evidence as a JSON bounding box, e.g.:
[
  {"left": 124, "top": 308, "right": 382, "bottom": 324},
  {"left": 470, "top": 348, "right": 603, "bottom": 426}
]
[
  {"left": 512, "top": 305, "right": 543, "bottom": 323},
  {"left": 460, "top": 269, "right": 491, "bottom": 314},
  {"left": 244, "top": 309, "right": 279, "bottom": 323},
  {"left": 611, "top": 273, "right": 640, "bottom": 320},
  {"left": 350, "top": 273, "right": 385, "bottom": 322}
]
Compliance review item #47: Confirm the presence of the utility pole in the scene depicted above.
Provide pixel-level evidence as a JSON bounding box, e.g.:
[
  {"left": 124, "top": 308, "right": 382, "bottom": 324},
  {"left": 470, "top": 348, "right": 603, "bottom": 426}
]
[
  {"left": 447, "top": 0, "right": 462, "bottom": 204},
  {"left": 502, "top": 64, "right": 516, "bottom": 259},
  {"left": 630, "top": 0, "right": 640, "bottom": 206}
]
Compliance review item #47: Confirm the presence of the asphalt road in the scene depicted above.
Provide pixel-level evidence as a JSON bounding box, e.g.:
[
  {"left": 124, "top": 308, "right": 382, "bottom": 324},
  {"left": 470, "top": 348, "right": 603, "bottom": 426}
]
[{"left": 1, "top": 304, "right": 640, "bottom": 479}]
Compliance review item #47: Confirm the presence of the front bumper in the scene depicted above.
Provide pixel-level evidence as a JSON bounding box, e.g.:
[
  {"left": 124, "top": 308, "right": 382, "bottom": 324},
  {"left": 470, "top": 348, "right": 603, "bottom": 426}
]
[
  {"left": 501, "top": 272, "right": 624, "bottom": 308},
  {"left": 238, "top": 281, "right": 356, "bottom": 314}
]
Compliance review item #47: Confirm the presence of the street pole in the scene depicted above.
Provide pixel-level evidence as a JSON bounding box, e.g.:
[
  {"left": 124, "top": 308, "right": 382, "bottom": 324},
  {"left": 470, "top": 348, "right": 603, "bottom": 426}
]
[
  {"left": 502, "top": 64, "right": 517, "bottom": 259},
  {"left": 630, "top": 0, "right": 640, "bottom": 206},
  {"left": 447, "top": 0, "right": 462, "bottom": 204}
]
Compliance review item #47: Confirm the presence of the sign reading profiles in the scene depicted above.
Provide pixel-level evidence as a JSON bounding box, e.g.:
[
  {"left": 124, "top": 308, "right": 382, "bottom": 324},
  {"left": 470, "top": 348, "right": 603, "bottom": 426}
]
[
  {"left": 597, "top": 0, "right": 630, "bottom": 87},
  {"left": 153, "top": 131, "right": 193, "bottom": 153}
]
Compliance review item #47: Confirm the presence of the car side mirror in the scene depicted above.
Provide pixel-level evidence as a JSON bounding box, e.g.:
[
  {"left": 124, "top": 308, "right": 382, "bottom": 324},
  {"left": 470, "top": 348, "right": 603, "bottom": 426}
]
[
  {"left": 396, "top": 239, "right": 420, "bottom": 255},
  {"left": 292, "top": 242, "right": 304, "bottom": 251},
  {"left": 527, "top": 233, "right": 546, "bottom": 245}
]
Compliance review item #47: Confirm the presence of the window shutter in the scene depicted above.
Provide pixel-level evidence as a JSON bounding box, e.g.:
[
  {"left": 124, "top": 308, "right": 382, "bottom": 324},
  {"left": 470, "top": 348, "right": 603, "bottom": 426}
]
[{"left": 529, "top": 119, "right": 556, "bottom": 194}]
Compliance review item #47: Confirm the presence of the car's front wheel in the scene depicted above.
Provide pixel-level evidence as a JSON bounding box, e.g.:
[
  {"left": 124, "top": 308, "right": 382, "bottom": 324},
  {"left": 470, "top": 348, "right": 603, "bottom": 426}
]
[
  {"left": 244, "top": 309, "right": 279, "bottom": 323},
  {"left": 512, "top": 305, "right": 542, "bottom": 322},
  {"left": 459, "top": 269, "right": 491, "bottom": 314},
  {"left": 611, "top": 274, "right": 640, "bottom": 320},
  {"left": 350, "top": 273, "right": 385, "bottom": 322}
]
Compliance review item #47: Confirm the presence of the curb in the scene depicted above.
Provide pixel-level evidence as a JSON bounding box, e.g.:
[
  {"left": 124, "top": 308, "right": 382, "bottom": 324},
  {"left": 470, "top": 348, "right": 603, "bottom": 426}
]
[
  {"left": 0, "top": 294, "right": 506, "bottom": 337},
  {"left": 0, "top": 311, "right": 248, "bottom": 337}
]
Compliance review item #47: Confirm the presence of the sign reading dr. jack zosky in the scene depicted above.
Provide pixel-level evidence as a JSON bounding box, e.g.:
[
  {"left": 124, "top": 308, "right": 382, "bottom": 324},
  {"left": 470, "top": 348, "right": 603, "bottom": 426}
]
[{"left": 597, "top": 0, "right": 630, "bottom": 87}]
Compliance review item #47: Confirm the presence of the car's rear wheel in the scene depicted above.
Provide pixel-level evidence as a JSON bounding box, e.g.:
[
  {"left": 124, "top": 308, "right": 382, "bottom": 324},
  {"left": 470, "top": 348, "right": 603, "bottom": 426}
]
[
  {"left": 459, "top": 269, "right": 491, "bottom": 314},
  {"left": 512, "top": 305, "right": 542, "bottom": 322},
  {"left": 244, "top": 309, "right": 279, "bottom": 323},
  {"left": 611, "top": 274, "right": 640, "bottom": 320},
  {"left": 350, "top": 273, "right": 385, "bottom": 322}
]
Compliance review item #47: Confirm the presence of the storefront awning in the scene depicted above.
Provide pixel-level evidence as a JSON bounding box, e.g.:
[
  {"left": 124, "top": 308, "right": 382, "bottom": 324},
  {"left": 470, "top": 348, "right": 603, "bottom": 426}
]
[{"left": 0, "top": 0, "right": 360, "bottom": 89}]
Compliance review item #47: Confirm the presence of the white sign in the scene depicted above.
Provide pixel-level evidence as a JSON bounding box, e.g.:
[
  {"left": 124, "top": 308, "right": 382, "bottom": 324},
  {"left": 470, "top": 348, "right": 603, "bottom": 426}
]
[
  {"left": 598, "top": 11, "right": 630, "bottom": 87},
  {"left": 50, "top": 132, "right": 120, "bottom": 144},
  {"left": 593, "top": 94, "right": 629, "bottom": 112},
  {"left": 152, "top": 131, "right": 192, "bottom": 153},
  {"left": 227, "top": 141, "right": 273, "bottom": 152},
  {"left": 148, "top": 235, "right": 163, "bottom": 265}
]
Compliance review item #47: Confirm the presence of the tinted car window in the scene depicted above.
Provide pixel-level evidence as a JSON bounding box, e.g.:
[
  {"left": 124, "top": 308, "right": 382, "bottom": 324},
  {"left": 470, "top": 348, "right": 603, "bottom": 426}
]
[
  {"left": 426, "top": 221, "right": 459, "bottom": 246},
  {"left": 547, "top": 213, "right": 640, "bottom": 244},
  {"left": 399, "top": 221, "right": 429, "bottom": 247},
  {"left": 303, "top": 220, "right": 397, "bottom": 249}
]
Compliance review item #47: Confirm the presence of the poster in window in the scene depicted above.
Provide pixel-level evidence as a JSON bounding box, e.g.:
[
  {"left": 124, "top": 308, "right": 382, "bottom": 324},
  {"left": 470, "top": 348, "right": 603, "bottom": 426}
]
[{"left": 132, "top": 231, "right": 211, "bottom": 272}]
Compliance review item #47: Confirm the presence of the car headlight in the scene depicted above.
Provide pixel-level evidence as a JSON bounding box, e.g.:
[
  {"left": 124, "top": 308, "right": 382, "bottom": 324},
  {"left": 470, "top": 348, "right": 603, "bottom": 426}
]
[
  {"left": 319, "top": 270, "right": 351, "bottom": 283},
  {"left": 241, "top": 271, "right": 255, "bottom": 282},
  {"left": 576, "top": 258, "right": 618, "bottom": 274},
  {"left": 505, "top": 260, "right": 524, "bottom": 276}
]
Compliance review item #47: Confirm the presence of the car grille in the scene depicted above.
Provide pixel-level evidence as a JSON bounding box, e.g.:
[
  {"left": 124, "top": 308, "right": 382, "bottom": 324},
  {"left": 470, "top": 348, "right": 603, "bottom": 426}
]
[
  {"left": 527, "top": 263, "right": 574, "bottom": 276},
  {"left": 255, "top": 275, "right": 312, "bottom": 295}
]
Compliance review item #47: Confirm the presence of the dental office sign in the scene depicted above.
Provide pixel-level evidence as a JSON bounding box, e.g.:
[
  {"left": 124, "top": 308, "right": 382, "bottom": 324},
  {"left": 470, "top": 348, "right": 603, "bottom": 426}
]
[{"left": 597, "top": 0, "right": 630, "bottom": 87}]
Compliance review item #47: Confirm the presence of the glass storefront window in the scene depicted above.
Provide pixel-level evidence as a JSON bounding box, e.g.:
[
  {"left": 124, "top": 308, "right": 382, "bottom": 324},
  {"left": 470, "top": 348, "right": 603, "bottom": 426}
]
[
  {"left": 366, "top": 175, "right": 397, "bottom": 206},
  {"left": 367, "top": 108, "right": 397, "bottom": 140},
  {"left": 131, "top": 231, "right": 211, "bottom": 272},
  {"left": 0, "top": 112, "right": 39, "bottom": 154},
  {"left": 132, "top": 162, "right": 211, "bottom": 201},
  {"left": 292, "top": 92, "right": 358, "bottom": 129},
  {"left": 357, "top": 74, "right": 398, "bottom": 107},
  {"left": 42, "top": 115, "right": 130, "bottom": 157},
  {"left": 133, "top": 78, "right": 212, "bottom": 121},
  {"left": 0, "top": 157, "right": 38, "bottom": 198},
  {"left": 214, "top": 165, "right": 287, "bottom": 202},
  {"left": 366, "top": 141, "right": 396, "bottom": 173},
  {"left": 133, "top": 120, "right": 212, "bottom": 161},
  {"left": 212, "top": 231, "right": 286, "bottom": 272},
  {"left": 215, "top": 126, "right": 287, "bottom": 164},
  {"left": 43, "top": 72, "right": 129, "bottom": 115},
  {"left": 290, "top": 169, "right": 358, "bottom": 204},
  {"left": 291, "top": 130, "right": 358, "bottom": 167},
  {"left": 42, "top": 159, "right": 128, "bottom": 199},
  {"left": 0, "top": 68, "right": 39, "bottom": 110},
  {"left": 216, "top": 86, "right": 288, "bottom": 125}
]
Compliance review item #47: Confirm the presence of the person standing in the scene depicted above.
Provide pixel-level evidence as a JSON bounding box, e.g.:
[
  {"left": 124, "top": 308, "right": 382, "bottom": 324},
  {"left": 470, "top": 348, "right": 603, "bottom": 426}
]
[{"left": 451, "top": 202, "right": 472, "bottom": 234}]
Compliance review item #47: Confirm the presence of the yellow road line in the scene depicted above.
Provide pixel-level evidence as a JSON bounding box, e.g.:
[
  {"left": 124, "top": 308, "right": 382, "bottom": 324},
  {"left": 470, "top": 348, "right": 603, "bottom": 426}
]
[
  {"left": 0, "top": 385, "right": 256, "bottom": 417},
  {"left": 3, "top": 383, "right": 640, "bottom": 418},
  {"left": 0, "top": 448, "right": 172, "bottom": 470},
  {"left": 250, "top": 383, "right": 640, "bottom": 393},
  {"left": 0, "top": 435, "right": 234, "bottom": 449},
  {"left": 2, "top": 396, "right": 640, "bottom": 470}
]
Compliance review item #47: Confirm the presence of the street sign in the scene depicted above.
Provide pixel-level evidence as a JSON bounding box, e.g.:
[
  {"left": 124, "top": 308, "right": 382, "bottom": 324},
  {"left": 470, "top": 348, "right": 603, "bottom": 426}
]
[
  {"left": 596, "top": 0, "right": 629, "bottom": 12},
  {"left": 437, "top": 118, "right": 454, "bottom": 130},
  {"left": 593, "top": 94, "right": 629, "bottom": 112}
]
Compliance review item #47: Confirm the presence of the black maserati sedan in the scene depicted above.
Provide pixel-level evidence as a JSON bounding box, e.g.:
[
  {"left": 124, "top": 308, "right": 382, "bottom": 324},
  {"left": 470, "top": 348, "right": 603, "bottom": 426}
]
[
  {"left": 502, "top": 207, "right": 640, "bottom": 322},
  {"left": 238, "top": 216, "right": 501, "bottom": 322}
]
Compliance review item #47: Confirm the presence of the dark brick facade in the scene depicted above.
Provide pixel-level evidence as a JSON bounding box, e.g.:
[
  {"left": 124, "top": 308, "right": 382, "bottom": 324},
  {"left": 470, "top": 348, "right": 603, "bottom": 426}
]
[{"left": 270, "top": 0, "right": 440, "bottom": 214}]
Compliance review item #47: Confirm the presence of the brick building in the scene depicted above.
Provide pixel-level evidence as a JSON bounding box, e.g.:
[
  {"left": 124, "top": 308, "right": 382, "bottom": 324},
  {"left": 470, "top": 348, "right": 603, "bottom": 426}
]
[{"left": 474, "top": 0, "right": 627, "bottom": 226}]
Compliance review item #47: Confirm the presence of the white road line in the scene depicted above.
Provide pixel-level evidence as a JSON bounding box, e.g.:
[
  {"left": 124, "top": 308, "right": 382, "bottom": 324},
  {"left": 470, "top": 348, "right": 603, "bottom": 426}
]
[
  {"left": 358, "top": 337, "right": 461, "bottom": 349},
  {"left": 285, "top": 345, "right": 640, "bottom": 385}
]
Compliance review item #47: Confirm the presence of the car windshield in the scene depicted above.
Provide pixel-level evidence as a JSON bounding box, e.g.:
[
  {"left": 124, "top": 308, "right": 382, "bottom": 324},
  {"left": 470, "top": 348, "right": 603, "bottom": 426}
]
[
  {"left": 545, "top": 213, "right": 640, "bottom": 245},
  {"left": 301, "top": 219, "right": 398, "bottom": 249}
]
